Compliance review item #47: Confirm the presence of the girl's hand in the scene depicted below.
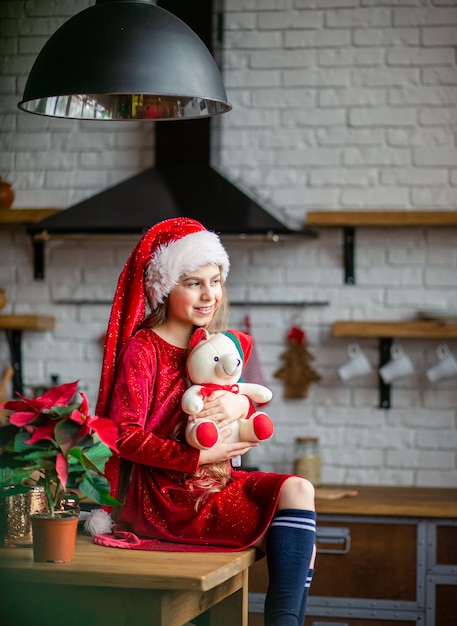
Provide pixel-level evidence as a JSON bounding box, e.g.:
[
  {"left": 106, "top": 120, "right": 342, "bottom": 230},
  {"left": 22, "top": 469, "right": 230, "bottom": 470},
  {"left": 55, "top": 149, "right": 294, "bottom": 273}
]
[
  {"left": 198, "top": 428, "right": 258, "bottom": 465},
  {"left": 189, "top": 390, "right": 250, "bottom": 430}
]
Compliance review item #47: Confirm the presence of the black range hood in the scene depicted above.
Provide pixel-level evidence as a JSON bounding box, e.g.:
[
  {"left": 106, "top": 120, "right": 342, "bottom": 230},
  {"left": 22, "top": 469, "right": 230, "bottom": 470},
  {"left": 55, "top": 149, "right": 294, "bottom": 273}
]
[
  {"left": 27, "top": 1, "right": 315, "bottom": 278},
  {"left": 28, "top": 117, "right": 303, "bottom": 236}
]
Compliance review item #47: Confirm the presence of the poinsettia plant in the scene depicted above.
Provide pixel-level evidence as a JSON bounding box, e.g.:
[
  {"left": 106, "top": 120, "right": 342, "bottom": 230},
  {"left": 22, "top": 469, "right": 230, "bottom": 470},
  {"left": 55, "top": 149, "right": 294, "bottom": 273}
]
[{"left": 0, "top": 380, "right": 120, "bottom": 516}]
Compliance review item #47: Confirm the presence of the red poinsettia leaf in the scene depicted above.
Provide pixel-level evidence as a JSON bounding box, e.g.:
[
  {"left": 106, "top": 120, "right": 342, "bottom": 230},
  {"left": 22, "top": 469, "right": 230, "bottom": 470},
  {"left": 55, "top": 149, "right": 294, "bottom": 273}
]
[
  {"left": 1, "top": 398, "right": 35, "bottom": 412},
  {"left": 24, "top": 421, "right": 56, "bottom": 445},
  {"left": 8, "top": 393, "right": 49, "bottom": 416},
  {"left": 79, "top": 392, "right": 89, "bottom": 415},
  {"left": 9, "top": 409, "right": 57, "bottom": 427},
  {"left": 89, "top": 417, "right": 119, "bottom": 452},
  {"left": 56, "top": 452, "right": 68, "bottom": 490},
  {"left": 69, "top": 408, "right": 84, "bottom": 424},
  {"left": 79, "top": 423, "right": 91, "bottom": 439},
  {"left": 39, "top": 380, "right": 79, "bottom": 409},
  {"left": 4, "top": 392, "right": 46, "bottom": 424},
  {"left": 9, "top": 411, "right": 39, "bottom": 427}
]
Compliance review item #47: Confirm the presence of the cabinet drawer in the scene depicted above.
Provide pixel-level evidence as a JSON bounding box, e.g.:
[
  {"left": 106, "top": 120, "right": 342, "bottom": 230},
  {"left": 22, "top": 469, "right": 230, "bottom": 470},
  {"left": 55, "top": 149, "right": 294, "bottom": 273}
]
[
  {"left": 312, "top": 520, "right": 417, "bottom": 602},
  {"left": 249, "top": 519, "right": 418, "bottom": 602},
  {"left": 436, "top": 524, "right": 457, "bottom": 566},
  {"left": 434, "top": 584, "right": 457, "bottom": 626}
]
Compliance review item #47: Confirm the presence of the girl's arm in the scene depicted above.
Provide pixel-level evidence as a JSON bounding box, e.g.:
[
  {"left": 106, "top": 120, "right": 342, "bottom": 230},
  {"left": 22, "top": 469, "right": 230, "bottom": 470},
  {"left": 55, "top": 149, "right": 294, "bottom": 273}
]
[
  {"left": 109, "top": 338, "right": 200, "bottom": 474},
  {"left": 116, "top": 414, "right": 200, "bottom": 473}
]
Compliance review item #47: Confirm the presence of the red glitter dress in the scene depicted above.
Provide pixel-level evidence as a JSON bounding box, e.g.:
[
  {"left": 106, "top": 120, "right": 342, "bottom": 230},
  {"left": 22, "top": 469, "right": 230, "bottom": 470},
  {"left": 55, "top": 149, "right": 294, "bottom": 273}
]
[{"left": 95, "top": 328, "right": 290, "bottom": 552}]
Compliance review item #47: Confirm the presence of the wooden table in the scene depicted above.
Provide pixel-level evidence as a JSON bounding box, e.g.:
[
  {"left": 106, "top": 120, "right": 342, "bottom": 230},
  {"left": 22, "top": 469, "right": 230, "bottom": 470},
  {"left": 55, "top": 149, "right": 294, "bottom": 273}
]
[{"left": 0, "top": 535, "right": 258, "bottom": 626}]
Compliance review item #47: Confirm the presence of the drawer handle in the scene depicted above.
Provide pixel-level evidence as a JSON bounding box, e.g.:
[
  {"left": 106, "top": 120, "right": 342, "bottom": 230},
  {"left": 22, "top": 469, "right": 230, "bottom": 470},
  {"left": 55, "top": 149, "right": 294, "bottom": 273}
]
[
  {"left": 316, "top": 526, "right": 351, "bottom": 554},
  {"left": 312, "top": 623, "right": 349, "bottom": 626}
]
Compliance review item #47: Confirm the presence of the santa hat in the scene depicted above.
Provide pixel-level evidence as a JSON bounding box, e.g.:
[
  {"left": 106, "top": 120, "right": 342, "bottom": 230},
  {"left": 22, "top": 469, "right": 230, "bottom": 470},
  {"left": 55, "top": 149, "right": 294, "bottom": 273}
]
[
  {"left": 223, "top": 330, "right": 253, "bottom": 365},
  {"left": 145, "top": 221, "right": 229, "bottom": 310}
]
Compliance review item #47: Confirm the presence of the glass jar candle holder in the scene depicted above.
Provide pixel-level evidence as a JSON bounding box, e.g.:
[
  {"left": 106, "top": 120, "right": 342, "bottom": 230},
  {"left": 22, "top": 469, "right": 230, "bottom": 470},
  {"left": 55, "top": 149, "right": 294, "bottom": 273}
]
[{"left": 2, "top": 486, "right": 48, "bottom": 547}]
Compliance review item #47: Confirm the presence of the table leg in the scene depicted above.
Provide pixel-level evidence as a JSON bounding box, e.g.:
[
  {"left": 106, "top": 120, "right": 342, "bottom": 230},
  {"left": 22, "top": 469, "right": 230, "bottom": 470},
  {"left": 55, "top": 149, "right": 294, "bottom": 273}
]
[{"left": 207, "top": 568, "right": 249, "bottom": 626}]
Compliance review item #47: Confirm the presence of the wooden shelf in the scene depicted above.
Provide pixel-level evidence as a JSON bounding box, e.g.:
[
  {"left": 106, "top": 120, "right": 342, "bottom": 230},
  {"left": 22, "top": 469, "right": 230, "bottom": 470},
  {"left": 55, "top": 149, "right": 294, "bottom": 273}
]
[
  {"left": 305, "top": 211, "right": 457, "bottom": 285},
  {"left": 306, "top": 210, "right": 457, "bottom": 227},
  {"left": 0, "top": 315, "right": 56, "bottom": 396},
  {"left": 0, "top": 208, "right": 61, "bottom": 224},
  {"left": 333, "top": 320, "right": 457, "bottom": 339},
  {"left": 0, "top": 314, "right": 56, "bottom": 331}
]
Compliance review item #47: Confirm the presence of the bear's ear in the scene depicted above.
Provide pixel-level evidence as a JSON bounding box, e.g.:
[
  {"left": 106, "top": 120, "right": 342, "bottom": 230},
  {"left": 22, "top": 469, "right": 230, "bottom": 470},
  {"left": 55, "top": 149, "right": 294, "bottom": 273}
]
[{"left": 190, "top": 327, "right": 209, "bottom": 349}]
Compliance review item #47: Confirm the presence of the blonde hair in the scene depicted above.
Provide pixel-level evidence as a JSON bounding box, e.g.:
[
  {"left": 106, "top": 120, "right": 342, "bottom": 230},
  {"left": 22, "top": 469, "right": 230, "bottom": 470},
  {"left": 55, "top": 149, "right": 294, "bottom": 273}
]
[{"left": 185, "top": 461, "right": 232, "bottom": 509}]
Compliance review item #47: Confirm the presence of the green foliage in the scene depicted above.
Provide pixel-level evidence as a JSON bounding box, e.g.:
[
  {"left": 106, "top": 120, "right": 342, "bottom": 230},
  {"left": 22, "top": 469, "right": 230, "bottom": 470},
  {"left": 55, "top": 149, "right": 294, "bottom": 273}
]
[{"left": 0, "top": 381, "right": 120, "bottom": 516}]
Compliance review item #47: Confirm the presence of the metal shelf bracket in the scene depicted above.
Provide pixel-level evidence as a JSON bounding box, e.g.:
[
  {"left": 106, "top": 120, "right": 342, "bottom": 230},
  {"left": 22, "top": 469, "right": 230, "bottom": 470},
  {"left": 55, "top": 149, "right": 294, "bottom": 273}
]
[
  {"left": 32, "top": 239, "right": 45, "bottom": 280},
  {"left": 379, "top": 337, "right": 392, "bottom": 409},
  {"left": 343, "top": 227, "right": 355, "bottom": 285}
]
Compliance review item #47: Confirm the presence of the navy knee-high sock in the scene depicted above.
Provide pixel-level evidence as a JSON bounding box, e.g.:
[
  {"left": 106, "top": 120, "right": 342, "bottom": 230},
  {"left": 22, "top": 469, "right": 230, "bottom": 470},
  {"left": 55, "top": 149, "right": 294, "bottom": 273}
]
[
  {"left": 264, "top": 509, "right": 316, "bottom": 626},
  {"left": 298, "top": 568, "right": 314, "bottom": 625}
]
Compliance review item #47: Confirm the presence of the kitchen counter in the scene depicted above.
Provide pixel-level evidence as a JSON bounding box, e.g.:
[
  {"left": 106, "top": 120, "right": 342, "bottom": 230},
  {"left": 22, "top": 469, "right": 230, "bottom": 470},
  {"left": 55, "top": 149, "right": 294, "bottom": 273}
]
[{"left": 315, "top": 484, "right": 457, "bottom": 518}]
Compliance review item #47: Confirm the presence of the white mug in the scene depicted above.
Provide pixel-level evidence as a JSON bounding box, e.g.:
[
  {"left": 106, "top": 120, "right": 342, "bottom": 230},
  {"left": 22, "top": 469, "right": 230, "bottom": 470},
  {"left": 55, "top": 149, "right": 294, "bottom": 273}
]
[
  {"left": 379, "top": 344, "right": 415, "bottom": 384},
  {"left": 338, "top": 343, "right": 372, "bottom": 381},
  {"left": 426, "top": 344, "right": 457, "bottom": 382}
]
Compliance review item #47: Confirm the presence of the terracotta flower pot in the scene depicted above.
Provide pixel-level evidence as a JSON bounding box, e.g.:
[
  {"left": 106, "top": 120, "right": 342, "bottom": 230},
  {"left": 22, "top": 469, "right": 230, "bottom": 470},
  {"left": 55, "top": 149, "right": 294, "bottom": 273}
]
[{"left": 30, "top": 513, "right": 79, "bottom": 562}]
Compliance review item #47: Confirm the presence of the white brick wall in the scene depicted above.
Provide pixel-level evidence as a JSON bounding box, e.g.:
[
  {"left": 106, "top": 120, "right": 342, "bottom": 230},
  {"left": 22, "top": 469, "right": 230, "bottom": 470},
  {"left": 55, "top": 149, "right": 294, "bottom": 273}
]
[
  {"left": 218, "top": 0, "right": 457, "bottom": 226},
  {"left": 0, "top": 0, "right": 154, "bottom": 208},
  {"left": 0, "top": 0, "right": 456, "bottom": 487}
]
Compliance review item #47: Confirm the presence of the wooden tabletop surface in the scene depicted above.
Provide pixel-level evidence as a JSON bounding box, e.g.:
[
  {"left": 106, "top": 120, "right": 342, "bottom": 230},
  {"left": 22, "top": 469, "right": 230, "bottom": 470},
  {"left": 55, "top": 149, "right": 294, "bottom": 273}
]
[
  {"left": 0, "top": 535, "right": 258, "bottom": 592},
  {"left": 315, "top": 485, "right": 457, "bottom": 518}
]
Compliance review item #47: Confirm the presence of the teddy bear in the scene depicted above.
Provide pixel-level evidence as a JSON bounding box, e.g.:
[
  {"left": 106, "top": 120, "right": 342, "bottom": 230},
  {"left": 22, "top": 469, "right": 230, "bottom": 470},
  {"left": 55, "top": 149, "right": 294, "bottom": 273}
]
[{"left": 182, "top": 328, "right": 274, "bottom": 450}]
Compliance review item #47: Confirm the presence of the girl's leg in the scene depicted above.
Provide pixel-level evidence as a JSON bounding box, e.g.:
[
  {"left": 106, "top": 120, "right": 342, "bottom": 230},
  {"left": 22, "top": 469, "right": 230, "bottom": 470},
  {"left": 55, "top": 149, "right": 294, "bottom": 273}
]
[
  {"left": 297, "top": 566, "right": 315, "bottom": 626},
  {"left": 264, "top": 477, "right": 316, "bottom": 626}
]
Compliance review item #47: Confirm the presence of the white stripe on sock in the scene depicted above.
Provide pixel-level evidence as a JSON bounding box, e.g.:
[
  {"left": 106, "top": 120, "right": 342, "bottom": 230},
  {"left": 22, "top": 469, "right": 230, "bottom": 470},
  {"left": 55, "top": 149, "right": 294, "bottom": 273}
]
[
  {"left": 270, "top": 519, "right": 316, "bottom": 532},
  {"left": 272, "top": 515, "right": 316, "bottom": 525}
]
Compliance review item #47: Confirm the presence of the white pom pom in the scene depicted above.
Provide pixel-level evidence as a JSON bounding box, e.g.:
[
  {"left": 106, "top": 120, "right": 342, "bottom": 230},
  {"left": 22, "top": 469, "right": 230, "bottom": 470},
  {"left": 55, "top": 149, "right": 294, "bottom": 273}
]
[{"left": 84, "top": 508, "right": 114, "bottom": 536}]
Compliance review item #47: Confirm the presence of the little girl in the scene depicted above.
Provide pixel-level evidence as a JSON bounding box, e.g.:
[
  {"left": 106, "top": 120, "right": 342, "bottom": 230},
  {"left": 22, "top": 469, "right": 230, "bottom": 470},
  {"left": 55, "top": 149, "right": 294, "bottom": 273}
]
[{"left": 94, "top": 217, "right": 316, "bottom": 626}]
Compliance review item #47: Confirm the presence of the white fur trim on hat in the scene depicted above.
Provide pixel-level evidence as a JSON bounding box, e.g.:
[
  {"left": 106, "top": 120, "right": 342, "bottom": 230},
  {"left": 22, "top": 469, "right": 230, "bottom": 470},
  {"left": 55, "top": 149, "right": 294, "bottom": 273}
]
[{"left": 145, "top": 230, "right": 230, "bottom": 309}]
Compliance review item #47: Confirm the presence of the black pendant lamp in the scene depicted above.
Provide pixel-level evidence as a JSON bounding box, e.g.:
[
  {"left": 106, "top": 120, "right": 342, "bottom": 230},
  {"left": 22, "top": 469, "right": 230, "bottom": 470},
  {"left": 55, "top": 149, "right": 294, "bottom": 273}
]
[{"left": 18, "top": 0, "right": 231, "bottom": 121}]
